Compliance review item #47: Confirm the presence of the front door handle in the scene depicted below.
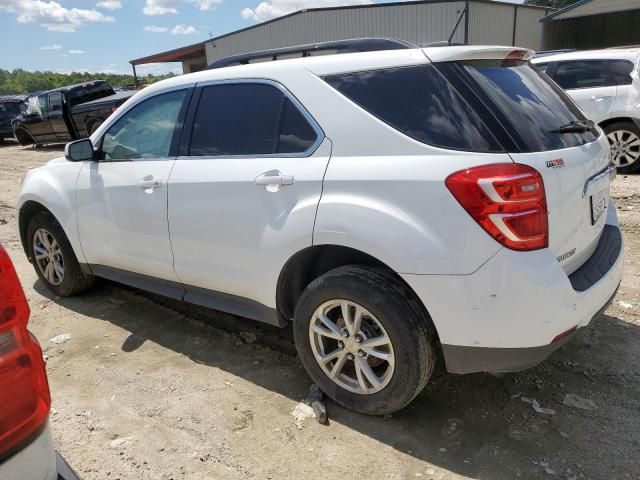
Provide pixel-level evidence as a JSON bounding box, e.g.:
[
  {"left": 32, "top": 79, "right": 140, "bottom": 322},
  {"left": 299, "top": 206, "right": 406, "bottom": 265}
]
[
  {"left": 137, "top": 178, "right": 162, "bottom": 190},
  {"left": 255, "top": 171, "right": 295, "bottom": 187}
]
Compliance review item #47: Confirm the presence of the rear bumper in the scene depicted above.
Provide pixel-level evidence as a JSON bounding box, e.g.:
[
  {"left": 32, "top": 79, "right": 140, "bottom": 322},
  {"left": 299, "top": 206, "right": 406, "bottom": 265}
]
[{"left": 402, "top": 200, "right": 624, "bottom": 374}]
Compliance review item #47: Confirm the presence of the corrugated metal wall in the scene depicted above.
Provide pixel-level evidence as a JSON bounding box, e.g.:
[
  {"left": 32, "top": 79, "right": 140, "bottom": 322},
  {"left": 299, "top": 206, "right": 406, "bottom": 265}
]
[
  {"left": 515, "top": 6, "right": 548, "bottom": 50},
  {"left": 468, "top": 1, "right": 514, "bottom": 46},
  {"left": 543, "top": 9, "right": 640, "bottom": 50},
  {"left": 205, "top": 1, "right": 547, "bottom": 65}
]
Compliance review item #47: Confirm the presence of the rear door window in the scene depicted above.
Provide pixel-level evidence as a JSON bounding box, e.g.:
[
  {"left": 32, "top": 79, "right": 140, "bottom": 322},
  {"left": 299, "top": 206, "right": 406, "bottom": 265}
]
[
  {"left": 189, "top": 83, "right": 319, "bottom": 156},
  {"left": 553, "top": 60, "right": 608, "bottom": 89},
  {"left": 323, "top": 65, "right": 502, "bottom": 152},
  {"left": 439, "top": 60, "right": 598, "bottom": 152},
  {"left": 607, "top": 59, "right": 634, "bottom": 86}
]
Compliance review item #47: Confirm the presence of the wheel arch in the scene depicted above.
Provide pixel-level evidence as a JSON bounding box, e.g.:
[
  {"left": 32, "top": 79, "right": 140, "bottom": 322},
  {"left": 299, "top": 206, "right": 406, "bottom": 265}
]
[
  {"left": 275, "top": 244, "right": 442, "bottom": 348},
  {"left": 599, "top": 117, "right": 640, "bottom": 130},
  {"left": 18, "top": 201, "right": 56, "bottom": 258},
  {"left": 13, "top": 126, "right": 34, "bottom": 145}
]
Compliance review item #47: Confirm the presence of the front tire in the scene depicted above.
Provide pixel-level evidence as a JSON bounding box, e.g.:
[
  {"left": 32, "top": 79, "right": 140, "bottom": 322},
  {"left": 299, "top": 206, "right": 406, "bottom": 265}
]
[
  {"left": 293, "top": 265, "right": 436, "bottom": 415},
  {"left": 27, "top": 211, "right": 94, "bottom": 297},
  {"left": 604, "top": 122, "right": 640, "bottom": 173}
]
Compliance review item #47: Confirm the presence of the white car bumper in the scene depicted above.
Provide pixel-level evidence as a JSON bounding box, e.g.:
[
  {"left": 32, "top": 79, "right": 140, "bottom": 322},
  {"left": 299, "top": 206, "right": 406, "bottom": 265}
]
[{"left": 402, "top": 202, "right": 624, "bottom": 374}]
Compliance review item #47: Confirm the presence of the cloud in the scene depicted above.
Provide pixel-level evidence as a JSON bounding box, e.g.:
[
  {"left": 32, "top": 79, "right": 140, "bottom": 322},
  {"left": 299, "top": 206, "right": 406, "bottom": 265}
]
[
  {"left": 97, "top": 0, "right": 122, "bottom": 10},
  {"left": 68, "top": 49, "right": 85, "bottom": 54},
  {"left": 41, "top": 43, "right": 63, "bottom": 50},
  {"left": 144, "top": 25, "right": 168, "bottom": 32},
  {"left": 241, "top": 0, "right": 373, "bottom": 22},
  {"left": 171, "top": 24, "right": 197, "bottom": 35},
  {"left": 143, "top": 0, "right": 178, "bottom": 15},
  {"left": 143, "top": 0, "right": 221, "bottom": 15},
  {"left": 0, "top": 0, "right": 114, "bottom": 32}
]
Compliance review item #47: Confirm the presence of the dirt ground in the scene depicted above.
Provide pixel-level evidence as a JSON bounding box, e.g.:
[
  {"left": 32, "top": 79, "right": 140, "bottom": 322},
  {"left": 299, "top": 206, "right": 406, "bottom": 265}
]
[{"left": 1, "top": 139, "right": 639, "bottom": 480}]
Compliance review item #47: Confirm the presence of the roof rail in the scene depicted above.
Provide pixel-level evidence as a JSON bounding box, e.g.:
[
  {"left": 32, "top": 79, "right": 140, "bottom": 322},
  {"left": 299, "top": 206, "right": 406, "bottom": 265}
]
[{"left": 207, "top": 37, "right": 417, "bottom": 70}]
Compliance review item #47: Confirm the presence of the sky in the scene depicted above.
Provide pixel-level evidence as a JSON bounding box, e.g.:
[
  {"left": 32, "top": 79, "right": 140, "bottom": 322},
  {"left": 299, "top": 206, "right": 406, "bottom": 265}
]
[{"left": 0, "top": 0, "right": 523, "bottom": 75}]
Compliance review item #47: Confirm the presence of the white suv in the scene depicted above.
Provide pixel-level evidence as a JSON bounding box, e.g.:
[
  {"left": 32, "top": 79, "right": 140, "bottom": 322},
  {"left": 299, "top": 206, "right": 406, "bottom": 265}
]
[
  {"left": 17, "top": 44, "right": 623, "bottom": 415},
  {"left": 533, "top": 48, "right": 640, "bottom": 172}
]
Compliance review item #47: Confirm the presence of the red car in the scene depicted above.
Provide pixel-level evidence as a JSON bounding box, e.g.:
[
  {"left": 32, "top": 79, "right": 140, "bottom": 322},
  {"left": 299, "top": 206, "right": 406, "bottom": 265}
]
[{"left": 0, "top": 244, "right": 79, "bottom": 479}]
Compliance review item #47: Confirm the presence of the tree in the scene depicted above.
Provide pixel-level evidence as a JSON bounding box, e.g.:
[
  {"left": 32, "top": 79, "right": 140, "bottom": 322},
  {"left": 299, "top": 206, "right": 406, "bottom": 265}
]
[{"left": 525, "top": 0, "right": 577, "bottom": 8}]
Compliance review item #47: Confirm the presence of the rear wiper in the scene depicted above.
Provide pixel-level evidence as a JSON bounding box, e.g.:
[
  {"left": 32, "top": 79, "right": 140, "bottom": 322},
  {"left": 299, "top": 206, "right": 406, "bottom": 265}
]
[{"left": 550, "top": 120, "right": 594, "bottom": 134}]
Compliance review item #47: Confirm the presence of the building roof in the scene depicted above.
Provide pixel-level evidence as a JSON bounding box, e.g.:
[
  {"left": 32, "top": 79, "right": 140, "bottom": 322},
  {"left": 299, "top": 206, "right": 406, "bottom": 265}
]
[
  {"left": 130, "top": 41, "right": 206, "bottom": 65},
  {"left": 204, "top": 0, "right": 550, "bottom": 47},
  {"left": 541, "top": 0, "right": 640, "bottom": 22}
]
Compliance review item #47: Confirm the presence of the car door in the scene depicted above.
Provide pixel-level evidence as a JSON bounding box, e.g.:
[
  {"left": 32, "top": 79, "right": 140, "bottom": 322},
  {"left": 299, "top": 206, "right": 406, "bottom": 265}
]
[
  {"left": 76, "top": 88, "right": 192, "bottom": 294},
  {"left": 168, "top": 80, "right": 330, "bottom": 320},
  {"left": 24, "top": 94, "right": 55, "bottom": 142},
  {"left": 552, "top": 60, "right": 615, "bottom": 123},
  {"left": 47, "top": 92, "right": 71, "bottom": 141}
]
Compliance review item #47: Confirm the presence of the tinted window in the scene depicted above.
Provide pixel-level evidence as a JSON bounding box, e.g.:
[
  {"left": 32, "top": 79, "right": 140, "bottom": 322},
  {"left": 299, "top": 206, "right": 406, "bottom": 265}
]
[
  {"left": 554, "top": 60, "right": 608, "bottom": 89},
  {"left": 607, "top": 59, "right": 634, "bottom": 86},
  {"left": 324, "top": 65, "right": 501, "bottom": 152},
  {"left": 277, "top": 98, "right": 318, "bottom": 153},
  {"left": 69, "top": 82, "right": 114, "bottom": 107},
  {"left": 102, "top": 90, "right": 187, "bottom": 161},
  {"left": 0, "top": 102, "right": 22, "bottom": 115},
  {"left": 49, "top": 92, "right": 63, "bottom": 112},
  {"left": 533, "top": 62, "right": 549, "bottom": 73},
  {"left": 38, "top": 95, "right": 48, "bottom": 117},
  {"left": 450, "top": 60, "right": 597, "bottom": 152},
  {"left": 190, "top": 84, "right": 283, "bottom": 156}
]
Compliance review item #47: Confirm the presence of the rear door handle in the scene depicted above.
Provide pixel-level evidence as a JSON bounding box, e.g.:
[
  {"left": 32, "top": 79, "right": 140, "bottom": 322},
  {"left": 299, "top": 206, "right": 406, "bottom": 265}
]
[
  {"left": 137, "top": 178, "right": 162, "bottom": 190},
  {"left": 255, "top": 172, "right": 295, "bottom": 187},
  {"left": 591, "top": 95, "right": 610, "bottom": 102}
]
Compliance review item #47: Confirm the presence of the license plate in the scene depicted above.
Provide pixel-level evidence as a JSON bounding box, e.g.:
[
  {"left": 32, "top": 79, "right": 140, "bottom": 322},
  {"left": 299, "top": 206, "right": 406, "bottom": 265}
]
[{"left": 590, "top": 190, "right": 607, "bottom": 225}]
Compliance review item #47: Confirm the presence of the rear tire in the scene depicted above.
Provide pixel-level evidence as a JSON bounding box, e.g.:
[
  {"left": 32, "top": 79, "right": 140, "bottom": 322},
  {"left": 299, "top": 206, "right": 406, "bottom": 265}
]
[
  {"left": 27, "top": 211, "right": 94, "bottom": 297},
  {"left": 603, "top": 122, "right": 640, "bottom": 173},
  {"left": 293, "top": 265, "right": 436, "bottom": 415}
]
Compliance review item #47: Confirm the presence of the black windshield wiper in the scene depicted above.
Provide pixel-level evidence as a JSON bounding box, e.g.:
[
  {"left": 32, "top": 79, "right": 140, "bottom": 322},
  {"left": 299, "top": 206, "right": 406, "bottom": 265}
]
[{"left": 550, "top": 120, "right": 594, "bottom": 134}]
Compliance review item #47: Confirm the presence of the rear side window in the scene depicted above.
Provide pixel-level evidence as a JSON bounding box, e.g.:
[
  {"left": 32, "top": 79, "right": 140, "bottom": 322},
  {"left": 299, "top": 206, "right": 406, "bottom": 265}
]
[
  {"left": 607, "top": 59, "right": 634, "bottom": 86},
  {"left": 324, "top": 65, "right": 501, "bottom": 152},
  {"left": 554, "top": 60, "right": 608, "bottom": 89},
  {"left": 189, "top": 83, "right": 318, "bottom": 156}
]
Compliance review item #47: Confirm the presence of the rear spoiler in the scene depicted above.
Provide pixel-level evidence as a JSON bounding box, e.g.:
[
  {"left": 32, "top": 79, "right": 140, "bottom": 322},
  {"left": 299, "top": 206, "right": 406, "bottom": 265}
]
[{"left": 424, "top": 45, "right": 535, "bottom": 63}]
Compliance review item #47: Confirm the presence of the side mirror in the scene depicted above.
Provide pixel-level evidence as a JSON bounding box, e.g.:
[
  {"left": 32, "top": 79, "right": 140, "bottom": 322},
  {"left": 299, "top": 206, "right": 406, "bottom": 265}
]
[{"left": 65, "top": 139, "right": 94, "bottom": 162}]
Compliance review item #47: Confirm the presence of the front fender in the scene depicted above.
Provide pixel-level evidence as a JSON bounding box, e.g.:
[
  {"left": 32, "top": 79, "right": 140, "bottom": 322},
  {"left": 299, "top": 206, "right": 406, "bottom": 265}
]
[{"left": 17, "top": 158, "right": 85, "bottom": 263}]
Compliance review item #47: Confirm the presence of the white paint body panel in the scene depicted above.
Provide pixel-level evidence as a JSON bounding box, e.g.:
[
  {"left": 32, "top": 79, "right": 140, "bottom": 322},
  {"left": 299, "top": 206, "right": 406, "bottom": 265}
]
[
  {"left": 168, "top": 140, "right": 331, "bottom": 308},
  {"left": 76, "top": 159, "right": 179, "bottom": 281},
  {"left": 404, "top": 202, "right": 622, "bottom": 348},
  {"left": 0, "top": 424, "right": 57, "bottom": 480}
]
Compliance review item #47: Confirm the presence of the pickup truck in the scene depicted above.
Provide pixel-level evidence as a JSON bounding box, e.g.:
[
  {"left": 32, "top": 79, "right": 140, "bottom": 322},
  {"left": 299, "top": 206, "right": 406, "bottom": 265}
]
[{"left": 12, "top": 80, "right": 134, "bottom": 146}]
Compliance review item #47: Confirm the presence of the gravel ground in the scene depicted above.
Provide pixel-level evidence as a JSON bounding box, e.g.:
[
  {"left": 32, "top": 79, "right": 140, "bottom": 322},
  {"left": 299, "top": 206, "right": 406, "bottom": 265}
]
[{"left": 1, "top": 139, "right": 639, "bottom": 480}]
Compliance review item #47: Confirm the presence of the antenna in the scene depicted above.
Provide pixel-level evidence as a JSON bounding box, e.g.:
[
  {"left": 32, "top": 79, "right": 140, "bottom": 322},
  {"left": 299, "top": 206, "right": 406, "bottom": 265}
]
[{"left": 448, "top": 4, "right": 469, "bottom": 45}]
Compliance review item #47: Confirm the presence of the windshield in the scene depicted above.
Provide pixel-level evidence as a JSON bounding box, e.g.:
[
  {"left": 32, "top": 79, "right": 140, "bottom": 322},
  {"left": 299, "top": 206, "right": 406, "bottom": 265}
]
[{"left": 438, "top": 60, "right": 598, "bottom": 152}]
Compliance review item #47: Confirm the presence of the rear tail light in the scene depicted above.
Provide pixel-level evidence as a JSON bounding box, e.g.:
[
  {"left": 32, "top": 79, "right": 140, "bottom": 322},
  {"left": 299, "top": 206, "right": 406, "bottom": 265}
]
[
  {"left": 446, "top": 163, "right": 548, "bottom": 251},
  {"left": 0, "top": 244, "right": 51, "bottom": 461}
]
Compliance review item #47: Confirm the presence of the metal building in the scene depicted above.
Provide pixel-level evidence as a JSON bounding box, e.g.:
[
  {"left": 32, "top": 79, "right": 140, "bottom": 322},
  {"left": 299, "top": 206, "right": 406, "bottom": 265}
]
[
  {"left": 205, "top": 0, "right": 550, "bottom": 65},
  {"left": 541, "top": 0, "right": 640, "bottom": 50},
  {"left": 130, "top": 0, "right": 551, "bottom": 78}
]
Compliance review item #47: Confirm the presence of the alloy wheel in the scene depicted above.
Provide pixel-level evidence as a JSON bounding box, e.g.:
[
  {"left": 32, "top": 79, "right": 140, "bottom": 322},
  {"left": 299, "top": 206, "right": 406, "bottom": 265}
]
[
  {"left": 309, "top": 299, "right": 395, "bottom": 395},
  {"left": 33, "top": 228, "right": 64, "bottom": 286},
  {"left": 607, "top": 129, "right": 640, "bottom": 168}
]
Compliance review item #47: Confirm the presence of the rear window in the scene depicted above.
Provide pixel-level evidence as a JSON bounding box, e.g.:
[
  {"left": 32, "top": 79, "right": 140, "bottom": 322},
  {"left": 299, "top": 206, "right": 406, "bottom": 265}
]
[
  {"left": 443, "top": 60, "right": 597, "bottom": 152},
  {"left": 324, "top": 65, "right": 502, "bottom": 152}
]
